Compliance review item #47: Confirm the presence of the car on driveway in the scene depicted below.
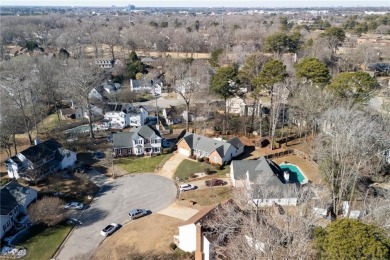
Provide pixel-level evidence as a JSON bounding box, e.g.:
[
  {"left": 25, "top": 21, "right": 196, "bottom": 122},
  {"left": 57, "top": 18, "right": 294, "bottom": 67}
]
[
  {"left": 205, "top": 179, "right": 225, "bottom": 187},
  {"left": 100, "top": 223, "right": 119, "bottom": 236},
  {"left": 94, "top": 152, "right": 105, "bottom": 159},
  {"left": 128, "top": 209, "right": 147, "bottom": 220},
  {"left": 64, "top": 202, "right": 84, "bottom": 210},
  {"left": 179, "top": 184, "right": 196, "bottom": 191}
]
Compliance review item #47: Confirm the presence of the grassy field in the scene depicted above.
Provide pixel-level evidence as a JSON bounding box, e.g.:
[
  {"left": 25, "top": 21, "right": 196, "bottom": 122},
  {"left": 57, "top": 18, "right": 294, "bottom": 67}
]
[
  {"left": 115, "top": 154, "right": 173, "bottom": 173},
  {"left": 175, "top": 159, "right": 230, "bottom": 180},
  {"left": 179, "top": 186, "right": 233, "bottom": 206},
  {"left": 17, "top": 224, "right": 72, "bottom": 260}
]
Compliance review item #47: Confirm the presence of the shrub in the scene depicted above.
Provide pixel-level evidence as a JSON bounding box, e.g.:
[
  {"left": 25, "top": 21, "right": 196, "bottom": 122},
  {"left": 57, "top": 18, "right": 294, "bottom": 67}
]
[
  {"left": 204, "top": 168, "right": 211, "bottom": 175},
  {"left": 204, "top": 157, "right": 210, "bottom": 163},
  {"left": 197, "top": 157, "right": 204, "bottom": 162},
  {"left": 189, "top": 173, "right": 198, "bottom": 179},
  {"left": 189, "top": 155, "right": 196, "bottom": 160}
]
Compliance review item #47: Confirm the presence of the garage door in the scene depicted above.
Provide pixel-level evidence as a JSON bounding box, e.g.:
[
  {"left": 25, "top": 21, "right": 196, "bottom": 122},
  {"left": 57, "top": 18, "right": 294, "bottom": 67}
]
[{"left": 178, "top": 148, "right": 190, "bottom": 157}]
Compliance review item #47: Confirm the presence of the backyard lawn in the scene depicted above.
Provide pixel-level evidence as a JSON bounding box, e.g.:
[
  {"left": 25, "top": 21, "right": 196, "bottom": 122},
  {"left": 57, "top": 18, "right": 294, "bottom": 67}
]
[
  {"left": 175, "top": 159, "right": 230, "bottom": 180},
  {"left": 115, "top": 154, "right": 173, "bottom": 173},
  {"left": 179, "top": 186, "right": 233, "bottom": 206},
  {"left": 17, "top": 224, "right": 72, "bottom": 260}
]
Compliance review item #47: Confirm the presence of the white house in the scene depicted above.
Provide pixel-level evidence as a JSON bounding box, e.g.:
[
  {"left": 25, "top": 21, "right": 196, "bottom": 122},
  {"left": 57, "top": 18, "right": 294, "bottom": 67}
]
[
  {"left": 230, "top": 157, "right": 301, "bottom": 206},
  {"left": 174, "top": 205, "right": 216, "bottom": 260},
  {"left": 162, "top": 106, "right": 184, "bottom": 125},
  {"left": 130, "top": 79, "right": 162, "bottom": 96},
  {"left": 104, "top": 103, "right": 149, "bottom": 129},
  {"left": 112, "top": 125, "right": 162, "bottom": 157},
  {"left": 5, "top": 139, "right": 77, "bottom": 180},
  {"left": 177, "top": 133, "right": 245, "bottom": 165},
  {"left": 88, "top": 81, "right": 122, "bottom": 101},
  {"left": 0, "top": 182, "right": 37, "bottom": 239},
  {"left": 226, "top": 96, "right": 262, "bottom": 117}
]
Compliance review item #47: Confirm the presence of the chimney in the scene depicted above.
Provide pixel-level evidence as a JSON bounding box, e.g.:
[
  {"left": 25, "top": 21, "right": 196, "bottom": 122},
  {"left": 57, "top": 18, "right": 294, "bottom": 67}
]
[
  {"left": 34, "top": 138, "right": 41, "bottom": 145},
  {"left": 195, "top": 223, "right": 204, "bottom": 260},
  {"left": 284, "top": 171, "right": 290, "bottom": 183}
]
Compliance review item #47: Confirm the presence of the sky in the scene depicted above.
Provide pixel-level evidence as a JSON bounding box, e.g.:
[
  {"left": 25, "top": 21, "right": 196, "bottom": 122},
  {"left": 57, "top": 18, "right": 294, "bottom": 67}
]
[{"left": 1, "top": 0, "right": 389, "bottom": 7}]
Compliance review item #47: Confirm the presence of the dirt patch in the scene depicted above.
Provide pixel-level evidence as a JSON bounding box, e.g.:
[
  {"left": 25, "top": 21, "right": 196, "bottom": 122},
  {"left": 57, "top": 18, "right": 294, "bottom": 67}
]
[{"left": 92, "top": 214, "right": 183, "bottom": 259}]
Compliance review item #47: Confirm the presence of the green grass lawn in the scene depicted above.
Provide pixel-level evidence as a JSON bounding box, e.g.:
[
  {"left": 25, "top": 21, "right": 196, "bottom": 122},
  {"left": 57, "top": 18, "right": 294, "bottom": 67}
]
[
  {"left": 17, "top": 224, "right": 72, "bottom": 260},
  {"left": 175, "top": 159, "right": 230, "bottom": 180},
  {"left": 115, "top": 154, "right": 173, "bottom": 173}
]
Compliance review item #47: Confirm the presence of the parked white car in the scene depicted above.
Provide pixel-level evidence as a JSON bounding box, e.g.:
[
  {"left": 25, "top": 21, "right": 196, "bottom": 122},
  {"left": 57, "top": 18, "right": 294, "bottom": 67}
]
[
  {"left": 179, "top": 184, "right": 196, "bottom": 191},
  {"left": 64, "top": 202, "right": 84, "bottom": 210},
  {"left": 100, "top": 223, "right": 119, "bottom": 237}
]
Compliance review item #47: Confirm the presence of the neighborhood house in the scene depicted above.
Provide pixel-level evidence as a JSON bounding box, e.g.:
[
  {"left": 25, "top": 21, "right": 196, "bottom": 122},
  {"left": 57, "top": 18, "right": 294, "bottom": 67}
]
[
  {"left": 174, "top": 205, "right": 216, "bottom": 260},
  {"left": 130, "top": 79, "right": 162, "bottom": 96},
  {"left": 103, "top": 103, "right": 149, "bottom": 129},
  {"left": 230, "top": 157, "right": 301, "bottom": 206},
  {"left": 112, "top": 125, "right": 162, "bottom": 157},
  {"left": 0, "top": 182, "right": 37, "bottom": 239},
  {"left": 5, "top": 139, "right": 77, "bottom": 180},
  {"left": 177, "top": 133, "right": 245, "bottom": 165}
]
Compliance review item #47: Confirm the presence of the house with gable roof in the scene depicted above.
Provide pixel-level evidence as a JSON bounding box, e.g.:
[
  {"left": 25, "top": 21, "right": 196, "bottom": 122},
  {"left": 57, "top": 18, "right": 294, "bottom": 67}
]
[
  {"left": 230, "top": 157, "right": 302, "bottom": 206},
  {"left": 174, "top": 205, "right": 216, "bottom": 260},
  {"left": 177, "top": 133, "right": 244, "bottom": 165},
  {"left": 130, "top": 79, "right": 162, "bottom": 96},
  {"left": 0, "top": 182, "right": 37, "bottom": 239},
  {"left": 5, "top": 139, "right": 77, "bottom": 180},
  {"left": 112, "top": 125, "right": 162, "bottom": 157},
  {"left": 103, "top": 103, "right": 149, "bottom": 129}
]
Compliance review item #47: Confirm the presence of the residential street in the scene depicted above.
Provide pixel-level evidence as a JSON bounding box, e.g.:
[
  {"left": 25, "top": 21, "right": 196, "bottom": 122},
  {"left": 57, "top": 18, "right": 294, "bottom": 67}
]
[{"left": 54, "top": 174, "right": 177, "bottom": 260}]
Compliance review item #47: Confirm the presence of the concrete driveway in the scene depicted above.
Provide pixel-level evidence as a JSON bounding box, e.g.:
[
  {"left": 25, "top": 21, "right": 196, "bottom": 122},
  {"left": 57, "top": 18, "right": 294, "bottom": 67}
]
[
  {"left": 156, "top": 153, "right": 187, "bottom": 179},
  {"left": 55, "top": 174, "right": 177, "bottom": 260}
]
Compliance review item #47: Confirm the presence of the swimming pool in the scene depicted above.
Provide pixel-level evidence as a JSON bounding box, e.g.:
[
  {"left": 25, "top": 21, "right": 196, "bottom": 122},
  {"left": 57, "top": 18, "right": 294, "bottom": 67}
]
[{"left": 279, "top": 163, "right": 308, "bottom": 184}]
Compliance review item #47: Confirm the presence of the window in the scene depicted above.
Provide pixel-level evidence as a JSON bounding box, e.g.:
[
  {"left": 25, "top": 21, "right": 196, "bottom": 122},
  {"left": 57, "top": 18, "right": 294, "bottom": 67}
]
[
  {"left": 213, "top": 156, "right": 219, "bottom": 162},
  {"left": 134, "top": 139, "right": 142, "bottom": 145},
  {"left": 154, "top": 147, "right": 160, "bottom": 152},
  {"left": 118, "top": 149, "right": 122, "bottom": 155}
]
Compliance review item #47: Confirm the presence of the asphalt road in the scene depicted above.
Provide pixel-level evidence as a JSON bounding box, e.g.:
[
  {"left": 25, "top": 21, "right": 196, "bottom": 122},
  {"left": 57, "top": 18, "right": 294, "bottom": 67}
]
[{"left": 55, "top": 174, "right": 177, "bottom": 260}]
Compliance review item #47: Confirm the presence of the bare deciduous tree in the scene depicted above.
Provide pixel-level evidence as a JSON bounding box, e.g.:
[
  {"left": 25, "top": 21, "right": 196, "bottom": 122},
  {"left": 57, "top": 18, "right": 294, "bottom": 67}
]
[
  {"left": 313, "top": 106, "right": 390, "bottom": 216},
  {"left": 28, "top": 196, "right": 67, "bottom": 227},
  {"left": 62, "top": 59, "right": 104, "bottom": 139}
]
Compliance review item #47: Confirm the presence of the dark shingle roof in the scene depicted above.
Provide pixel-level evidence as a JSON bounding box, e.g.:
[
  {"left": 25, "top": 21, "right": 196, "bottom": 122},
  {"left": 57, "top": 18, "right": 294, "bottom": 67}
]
[
  {"left": 113, "top": 132, "right": 134, "bottom": 148},
  {"left": 20, "top": 139, "right": 62, "bottom": 164},
  {"left": 227, "top": 137, "right": 245, "bottom": 150},
  {"left": 0, "top": 187, "right": 19, "bottom": 215},
  {"left": 232, "top": 157, "right": 300, "bottom": 198},
  {"left": 130, "top": 125, "right": 161, "bottom": 139}
]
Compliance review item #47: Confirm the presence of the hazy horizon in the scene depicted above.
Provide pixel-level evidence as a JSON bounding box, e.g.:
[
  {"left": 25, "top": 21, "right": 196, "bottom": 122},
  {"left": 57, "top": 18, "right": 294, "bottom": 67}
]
[{"left": 1, "top": 0, "right": 389, "bottom": 8}]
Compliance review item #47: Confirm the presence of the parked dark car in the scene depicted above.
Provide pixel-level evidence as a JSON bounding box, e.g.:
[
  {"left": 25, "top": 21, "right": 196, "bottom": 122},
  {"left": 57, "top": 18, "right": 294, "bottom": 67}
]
[{"left": 205, "top": 179, "right": 224, "bottom": 187}]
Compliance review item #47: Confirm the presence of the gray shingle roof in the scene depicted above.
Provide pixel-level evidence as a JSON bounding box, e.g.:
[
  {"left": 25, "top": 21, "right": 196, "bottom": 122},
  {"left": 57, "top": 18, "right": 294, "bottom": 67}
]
[
  {"left": 113, "top": 125, "right": 161, "bottom": 149},
  {"left": 227, "top": 137, "right": 245, "bottom": 149},
  {"left": 182, "top": 133, "right": 243, "bottom": 158},
  {"left": 0, "top": 187, "right": 19, "bottom": 215},
  {"left": 113, "top": 132, "right": 134, "bottom": 148},
  {"left": 130, "top": 125, "right": 161, "bottom": 139},
  {"left": 232, "top": 157, "right": 300, "bottom": 198},
  {"left": 6, "top": 181, "right": 35, "bottom": 206}
]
